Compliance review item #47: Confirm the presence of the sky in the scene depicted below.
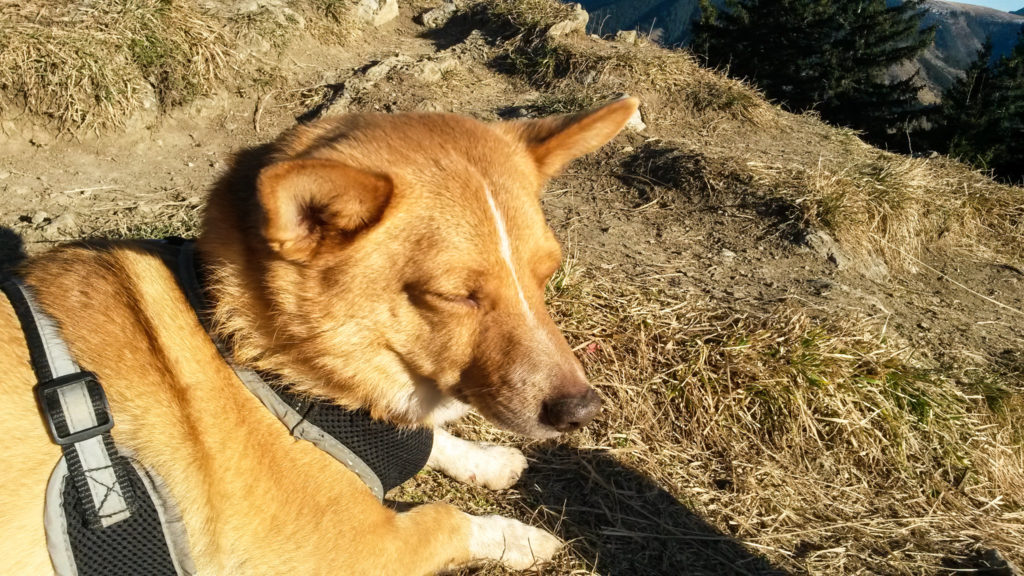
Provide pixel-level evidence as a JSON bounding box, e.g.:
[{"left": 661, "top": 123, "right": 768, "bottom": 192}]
[{"left": 961, "top": 0, "right": 1022, "bottom": 11}]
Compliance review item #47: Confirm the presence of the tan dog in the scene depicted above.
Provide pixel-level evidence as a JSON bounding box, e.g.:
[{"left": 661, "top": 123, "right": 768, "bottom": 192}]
[{"left": 0, "top": 97, "right": 639, "bottom": 575}]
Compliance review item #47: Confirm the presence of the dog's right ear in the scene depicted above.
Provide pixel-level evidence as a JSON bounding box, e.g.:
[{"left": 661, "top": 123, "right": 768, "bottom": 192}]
[{"left": 256, "top": 159, "right": 392, "bottom": 263}]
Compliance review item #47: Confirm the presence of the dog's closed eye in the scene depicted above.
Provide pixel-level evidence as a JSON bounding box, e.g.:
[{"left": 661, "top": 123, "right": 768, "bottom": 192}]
[{"left": 405, "top": 285, "right": 480, "bottom": 310}]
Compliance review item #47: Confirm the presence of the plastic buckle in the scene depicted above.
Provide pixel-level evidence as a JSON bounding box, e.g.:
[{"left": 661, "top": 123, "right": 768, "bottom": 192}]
[{"left": 34, "top": 372, "right": 114, "bottom": 446}]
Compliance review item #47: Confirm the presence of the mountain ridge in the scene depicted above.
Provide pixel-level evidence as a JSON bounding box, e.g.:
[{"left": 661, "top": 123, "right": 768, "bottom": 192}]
[{"left": 578, "top": 0, "right": 1024, "bottom": 99}]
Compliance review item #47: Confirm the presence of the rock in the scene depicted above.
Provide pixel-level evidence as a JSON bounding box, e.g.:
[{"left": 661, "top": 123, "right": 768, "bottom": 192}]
[
  {"left": 625, "top": 106, "right": 646, "bottom": 132},
  {"left": 614, "top": 30, "right": 637, "bottom": 44},
  {"left": 46, "top": 213, "right": 76, "bottom": 237},
  {"left": 416, "top": 61, "right": 443, "bottom": 83},
  {"left": 356, "top": 0, "right": 399, "bottom": 27},
  {"left": 546, "top": 3, "right": 588, "bottom": 38},
  {"left": 29, "top": 131, "right": 52, "bottom": 148},
  {"left": 720, "top": 249, "right": 736, "bottom": 261},
  {"left": 417, "top": 1, "right": 457, "bottom": 29},
  {"left": 31, "top": 211, "right": 49, "bottom": 225},
  {"left": 415, "top": 56, "right": 460, "bottom": 84},
  {"left": 979, "top": 548, "right": 1021, "bottom": 576},
  {"left": 803, "top": 229, "right": 849, "bottom": 270},
  {"left": 0, "top": 170, "right": 10, "bottom": 180},
  {"left": 364, "top": 55, "right": 412, "bottom": 81}
]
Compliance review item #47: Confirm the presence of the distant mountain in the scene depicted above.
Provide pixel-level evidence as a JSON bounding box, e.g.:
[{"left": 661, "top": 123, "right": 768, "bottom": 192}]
[
  {"left": 577, "top": 0, "right": 1024, "bottom": 100},
  {"left": 915, "top": 1, "right": 1024, "bottom": 99},
  {"left": 1012, "top": 8, "right": 1024, "bottom": 16}
]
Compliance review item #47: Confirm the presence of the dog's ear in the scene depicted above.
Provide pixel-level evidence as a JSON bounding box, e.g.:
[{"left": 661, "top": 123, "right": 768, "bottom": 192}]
[
  {"left": 257, "top": 159, "right": 392, "bottom": 262},
  {"left": 504, "top": 96, "right": 639, "bottom": 178}
]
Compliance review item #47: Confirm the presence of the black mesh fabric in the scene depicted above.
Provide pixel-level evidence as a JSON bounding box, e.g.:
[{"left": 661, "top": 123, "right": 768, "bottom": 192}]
[
  {"left": 61, "top": 461, "right": 177, "bottom": 576},
  {"left": 276, "top": 386, "right": 434, "bottom": 493}
]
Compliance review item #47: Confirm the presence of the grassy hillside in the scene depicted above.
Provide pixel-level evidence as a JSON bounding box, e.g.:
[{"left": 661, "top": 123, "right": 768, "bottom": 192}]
[{"left": 1, "top": 1, "right": 1022, "bottom": 574}]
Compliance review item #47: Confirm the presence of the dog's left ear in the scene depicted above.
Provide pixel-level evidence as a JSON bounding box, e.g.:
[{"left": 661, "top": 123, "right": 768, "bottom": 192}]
[
  {"left": 503, "top": 96, "right": 640, "bottom": 179},
  {"left": 257, "top": 159, "right": 393, "bottom": 263}
]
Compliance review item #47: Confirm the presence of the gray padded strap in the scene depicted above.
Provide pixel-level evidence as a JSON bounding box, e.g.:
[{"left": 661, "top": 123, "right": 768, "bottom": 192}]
[
  {"left": 14, "top": 281, "right": 79, "bottom": 377},
  {"left": 177, "top": 243, "right": 386, "bottom": 499},
  {"left": 1, "top": 279, "right": 132, "bottom": 527},
  {"left": 57, "top": 383, "right": 131, "bottom": 526},
  {"left": 44, "top": 458, "right": 79, "bottom": 576}
]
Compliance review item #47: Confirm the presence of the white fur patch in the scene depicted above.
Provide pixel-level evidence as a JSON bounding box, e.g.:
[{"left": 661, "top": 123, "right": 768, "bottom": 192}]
[
  {"left": 483, "top": 185, "right": 533, "bottom": 323},
  {"left": 467, "top": 514, "right": 562, "bottom": 569},
  {"left": 427, "top": 429, "right": 528, "bottom": 490}
]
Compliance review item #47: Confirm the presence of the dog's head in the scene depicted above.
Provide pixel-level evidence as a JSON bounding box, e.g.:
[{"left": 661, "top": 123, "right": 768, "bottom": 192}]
[{"left": 205, "top": 98, "right": 638, "bottom": 438}]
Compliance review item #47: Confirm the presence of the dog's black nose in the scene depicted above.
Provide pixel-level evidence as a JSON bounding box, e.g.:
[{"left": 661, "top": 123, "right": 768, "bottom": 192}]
[{"left": 541, "top": 388, "right": 603, "bottom": 432}]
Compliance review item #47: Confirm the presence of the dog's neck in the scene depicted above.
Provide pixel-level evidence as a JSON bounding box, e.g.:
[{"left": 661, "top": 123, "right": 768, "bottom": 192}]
[{"left": 196, "top": 175, "right": 445, "bottom": 427}]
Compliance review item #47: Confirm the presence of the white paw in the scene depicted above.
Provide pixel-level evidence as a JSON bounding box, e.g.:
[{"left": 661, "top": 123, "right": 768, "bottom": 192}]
[
  {"left": 428, "top": 430, "right": 530, "bottom": 490},
  {"left": 457, "top": 444, "right": 529, "bottom": 490},
  {"left": 468, "top": 515, "right": 562, "bottom": 570}
]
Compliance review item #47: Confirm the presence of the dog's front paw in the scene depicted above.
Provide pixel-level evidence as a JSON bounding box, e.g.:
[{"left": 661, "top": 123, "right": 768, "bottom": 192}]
[
  {"left": 468, "top": 515, "right": 562, "bottom": 570},
  {"left": 458, "top": 444, "right": 529, "bottom": 490},
  {"left": 429, "top": 431, "right": 530, "bottom": 490}
]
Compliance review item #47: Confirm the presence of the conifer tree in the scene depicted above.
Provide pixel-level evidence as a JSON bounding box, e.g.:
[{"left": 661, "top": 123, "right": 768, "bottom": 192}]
[
  {"left": 695, "top": 0, "right": 935, "bottom": 147},
  {"left": 934, "top": 29, "right": 1024, "bottom": 182}
]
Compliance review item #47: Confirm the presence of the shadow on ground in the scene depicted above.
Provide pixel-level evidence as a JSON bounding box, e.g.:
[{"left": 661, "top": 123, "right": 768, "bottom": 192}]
[
  {"left": 520, "top": 446, "right": 787, "bottom": 575},
  {"left": 0, "top": 227, "right": 26, "bottom": 274}
]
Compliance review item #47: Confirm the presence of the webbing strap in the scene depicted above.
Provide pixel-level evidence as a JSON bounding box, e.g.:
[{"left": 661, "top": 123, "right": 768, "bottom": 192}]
[{"left": 1, "top": 279, "right": 134, "bottom": 528}]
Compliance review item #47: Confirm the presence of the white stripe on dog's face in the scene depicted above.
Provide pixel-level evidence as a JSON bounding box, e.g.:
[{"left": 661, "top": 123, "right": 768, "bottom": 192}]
[{"left": 484, "top": 185, "right": 534, "bottom": 324}]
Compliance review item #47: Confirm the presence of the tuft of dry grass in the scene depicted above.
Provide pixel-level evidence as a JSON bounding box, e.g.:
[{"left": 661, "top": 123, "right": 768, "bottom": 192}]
[
  {"left": 0, "top": 0, "right": 234, "bottom": 129},
  {"left": 0, "top": 0, "right": 367, "bottom": 131},
  {"left": 744, "top": 153, "right": 1024, "bottom": 271},
  {"left": 479, "top": 0, "right": 773, "bottom": 127}
]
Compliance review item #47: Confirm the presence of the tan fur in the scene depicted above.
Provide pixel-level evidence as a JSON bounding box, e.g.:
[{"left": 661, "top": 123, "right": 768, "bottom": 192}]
[{"left": 0, "top": 97, "right": 638, "bottom": 575}]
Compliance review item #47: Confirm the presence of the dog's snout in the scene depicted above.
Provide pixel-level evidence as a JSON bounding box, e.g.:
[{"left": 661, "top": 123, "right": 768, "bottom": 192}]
[{"left": 540, "top": 388, "right": 603, "bottom": 432}]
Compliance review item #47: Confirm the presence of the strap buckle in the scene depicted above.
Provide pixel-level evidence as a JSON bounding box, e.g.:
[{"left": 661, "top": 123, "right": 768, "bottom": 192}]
[{"left": 35, "top": 372, "right": 114, "bottom": 445}]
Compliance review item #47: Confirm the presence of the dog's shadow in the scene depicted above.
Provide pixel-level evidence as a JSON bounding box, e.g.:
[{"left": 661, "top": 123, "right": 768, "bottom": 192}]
[
  {"left": 518, "top": 446, "right": 787, "bottom": 575},
  {"left": 0, "top": 227, "right": 27, "bottom": 275}
]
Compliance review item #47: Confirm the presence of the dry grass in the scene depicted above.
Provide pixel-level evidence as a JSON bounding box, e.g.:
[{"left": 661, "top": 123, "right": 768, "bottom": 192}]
[
  {"left": 744, "top": 152, "right": 1024, "bottom": 271},
  {"left": 0, "top": 0, "right": 234, "bottom": 129},
  {"left": 627, "top": 138, "right": 1024, "bottom": 272},
  {"left": 393, "top": 264, "right": 1024, "bottom": 575},
  {"left": 0, "top": 0, "right": 365, "bottom": 130},
  {"left": 479, "top": 0, "right": 773, "bottom": 127}
]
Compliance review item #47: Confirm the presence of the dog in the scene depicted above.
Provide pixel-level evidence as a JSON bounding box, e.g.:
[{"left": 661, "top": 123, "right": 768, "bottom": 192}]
[{"left": 0, "top": 96, "right": 639, "bottom": 575}]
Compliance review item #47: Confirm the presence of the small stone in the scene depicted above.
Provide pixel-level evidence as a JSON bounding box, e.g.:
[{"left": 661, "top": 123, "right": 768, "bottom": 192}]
[
  {"left": 51, "top": 212, "right": 75, "bottom": 233},
  {"left": 625, "top": 106, "right": 646, "bottom": 132},
  {"left": 29, "top": 132, "right": 52, "bottom": 148},
  {"left": 547, "top": 3, "right": 589, "bottom": 38},
  {"left": 0, "top": 170, "right": 10, "bottom": 180},
  {"left": 417, "top": 61, "right": 443, "bottom": 83},
  {"left": 356, "top": 0, "right": 399, "bottom": 27},
  {"left": 614, "top": 30, "right": 637, "bottom": 44},
  {"left": 803, "top": 229, "right": 849, "bottom": 270},
  {"left": 917, "top": 322, "right": 931, "bottom": 331},
  {"left": 31, "top": 211, "right": 49, "bottom": 225},
  {"left": 979, "top": 548, "right": 1021, "bottom": 576},
  {"left": 720, "top": 249, "right": 736, "bottom": 261},
  {"left": 364, "top": 55, "right": 411, "bottom": 81},
  {"left": 417, "top": 0, "right": 457, "bottom": 29}
]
